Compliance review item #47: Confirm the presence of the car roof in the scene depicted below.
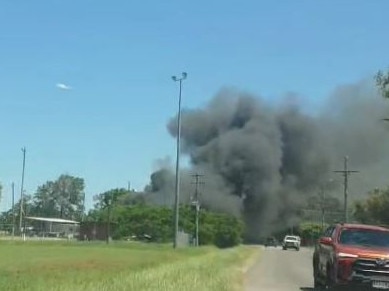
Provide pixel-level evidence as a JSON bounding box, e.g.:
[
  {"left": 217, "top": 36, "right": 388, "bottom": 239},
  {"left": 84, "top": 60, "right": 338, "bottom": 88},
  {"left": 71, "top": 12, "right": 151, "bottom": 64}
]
[{"left": 337, "top": 223, "right": 389, "bottom": 231}]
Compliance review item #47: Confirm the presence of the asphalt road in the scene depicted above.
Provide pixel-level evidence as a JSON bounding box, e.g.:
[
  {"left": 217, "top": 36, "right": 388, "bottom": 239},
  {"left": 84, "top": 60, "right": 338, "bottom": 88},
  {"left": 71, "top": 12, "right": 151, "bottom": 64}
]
[{"left": 244, "top": 246, "right": 314, "bottom": 291}]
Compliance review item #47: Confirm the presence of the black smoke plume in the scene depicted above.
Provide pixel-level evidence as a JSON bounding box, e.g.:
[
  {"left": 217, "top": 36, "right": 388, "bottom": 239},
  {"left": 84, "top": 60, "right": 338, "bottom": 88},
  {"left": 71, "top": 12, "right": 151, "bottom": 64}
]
[{"left": 145, "top": 80, "right": 389, "bottom": 240}]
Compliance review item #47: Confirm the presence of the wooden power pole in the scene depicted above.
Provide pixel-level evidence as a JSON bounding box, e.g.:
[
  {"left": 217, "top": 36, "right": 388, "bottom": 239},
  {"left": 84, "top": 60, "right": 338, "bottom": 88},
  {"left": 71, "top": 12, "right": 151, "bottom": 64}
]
[
  {"left": 191, "top": 173, "right": 204, "bottom": 247},
  {"left": 334, "top": 156, "right": 359, "bottom": 223}
]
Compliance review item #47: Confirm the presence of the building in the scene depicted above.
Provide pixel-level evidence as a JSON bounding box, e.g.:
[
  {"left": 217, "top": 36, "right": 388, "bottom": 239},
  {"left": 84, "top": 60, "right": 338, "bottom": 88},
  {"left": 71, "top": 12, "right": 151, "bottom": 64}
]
[{"left": 25, "top": 216, "right": 80, "bottom": 239}]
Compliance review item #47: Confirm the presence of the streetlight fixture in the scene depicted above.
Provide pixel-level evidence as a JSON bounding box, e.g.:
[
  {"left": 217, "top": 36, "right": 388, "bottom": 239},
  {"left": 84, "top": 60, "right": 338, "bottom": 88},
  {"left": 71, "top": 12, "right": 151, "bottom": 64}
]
[{"left": 172, "top": 72, "right": 187, "bottom": 249}]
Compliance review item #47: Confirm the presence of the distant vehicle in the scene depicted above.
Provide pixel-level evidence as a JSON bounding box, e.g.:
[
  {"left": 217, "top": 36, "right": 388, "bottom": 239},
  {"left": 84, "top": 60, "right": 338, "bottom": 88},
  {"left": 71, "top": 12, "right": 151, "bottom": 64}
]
[
  {"left": 264, "top": 237, "right": 278, "bottom": 247},
  {"left": 313, "top": 223, "right": 389, "bottom": 290},
  {"left": 282, "top": 235, "right": 301, "bottom": 251}
]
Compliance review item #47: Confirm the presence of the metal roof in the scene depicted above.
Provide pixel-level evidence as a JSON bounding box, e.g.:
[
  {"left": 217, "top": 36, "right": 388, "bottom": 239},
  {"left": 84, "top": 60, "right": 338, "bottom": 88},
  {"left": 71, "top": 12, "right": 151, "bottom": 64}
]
[{"left": 25, "top": 216, "right": 79, "bottom": 224}]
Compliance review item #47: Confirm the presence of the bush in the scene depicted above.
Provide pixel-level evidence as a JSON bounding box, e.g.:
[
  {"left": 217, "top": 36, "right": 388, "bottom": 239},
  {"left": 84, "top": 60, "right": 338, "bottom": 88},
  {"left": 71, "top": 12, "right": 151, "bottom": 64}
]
[
  {"left": 298, "top": 222, "right": 324, "bottom": 246},
  {"left": 87, "top": 204, "right": 244, "bottom": 248}
]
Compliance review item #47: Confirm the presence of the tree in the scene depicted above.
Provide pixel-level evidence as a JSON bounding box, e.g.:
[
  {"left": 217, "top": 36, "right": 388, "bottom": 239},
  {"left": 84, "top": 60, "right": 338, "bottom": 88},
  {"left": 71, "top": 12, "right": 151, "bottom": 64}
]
[
  {"left": 33, "top": 174, "right": 85, "bottom": 220},
  {"left": 32, "top": 181, "right": 57, "bottom": 217},
  {"left": 298, "top": 222, "right": 324, "bottom": 246},
  {"left": 376, "top": 69, "right": 389, "bottom": 99},
  {"left": 84, "top": 202, "right": 244, "bottom": 247},
  {"left": 353, "top": 187, "right": 389, "bottom": 225},
  {"left": 93, "top": 188, "right": 146, "bottom": 210},
  {"left": 0, "top": 194, "right": 33, "bottom": 232},
  {"left": 211, "top": 213, "right": 244, "bottom": 248}
]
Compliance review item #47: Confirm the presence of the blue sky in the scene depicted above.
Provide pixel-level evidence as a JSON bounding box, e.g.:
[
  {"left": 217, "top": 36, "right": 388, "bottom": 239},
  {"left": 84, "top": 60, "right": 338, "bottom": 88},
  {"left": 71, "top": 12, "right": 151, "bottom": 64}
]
[{"left": 1, "top": 0, "right": 389, "bottom": 211}]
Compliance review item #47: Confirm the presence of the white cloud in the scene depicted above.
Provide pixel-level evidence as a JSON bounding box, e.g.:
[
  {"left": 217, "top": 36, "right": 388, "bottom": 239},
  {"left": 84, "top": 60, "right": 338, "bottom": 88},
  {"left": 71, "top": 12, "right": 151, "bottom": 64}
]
[{"left": 56, "top": 83, "right": 72, "bottom": 90}]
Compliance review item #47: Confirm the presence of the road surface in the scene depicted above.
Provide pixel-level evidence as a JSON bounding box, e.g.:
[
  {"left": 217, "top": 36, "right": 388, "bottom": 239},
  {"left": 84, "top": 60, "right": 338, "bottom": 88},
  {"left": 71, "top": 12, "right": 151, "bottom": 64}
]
[{"left": 244, "top": 246, "right": 314, "bottom": 291}]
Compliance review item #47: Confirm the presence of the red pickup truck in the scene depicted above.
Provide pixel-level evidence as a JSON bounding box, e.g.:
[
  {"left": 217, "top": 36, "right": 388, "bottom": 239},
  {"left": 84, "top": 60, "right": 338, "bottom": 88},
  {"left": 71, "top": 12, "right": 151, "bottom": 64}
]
[{"left": 313, "top": 223, "right": 389, "bottom": 290}]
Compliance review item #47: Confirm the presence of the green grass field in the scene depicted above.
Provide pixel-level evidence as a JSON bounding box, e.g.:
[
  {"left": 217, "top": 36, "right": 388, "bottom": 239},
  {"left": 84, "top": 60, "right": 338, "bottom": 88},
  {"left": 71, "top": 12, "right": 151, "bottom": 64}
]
[{"left": 0, "top": 240, "right": 257, "bottom": 291}]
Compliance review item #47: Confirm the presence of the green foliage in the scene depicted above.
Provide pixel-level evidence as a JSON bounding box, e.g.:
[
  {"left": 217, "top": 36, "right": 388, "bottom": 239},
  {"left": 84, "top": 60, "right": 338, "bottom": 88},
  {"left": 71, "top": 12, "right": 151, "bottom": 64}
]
[
  {"left": 0, "top": 174, "right": 85, "bottom": 227},
  {"left": 93, "top": 188, "right": 146, "bottom": 210},
  {"left": 113, "top": 205, "right": 174, "bottom": 242},
  {"left": 32, "top": 174, "right": 85, "bottom": 220},
  {"left": 0, "top": 195, "right": 32, "bottom": 230},
  {"left": 298, "top": 222, "right": 324, "bottom": 240},
  {"left": 353, "top": 187, "right": 389, "bottom": 225},
  {"left": 198, "top": 210, "right": 243, "bottom": 248},
  {"left": 375, "top": 69, "right": 389, "bottom": 99},
  {"left": 86, "top": 203, "right": 244, "bottom": 248},
  {"left": 213, "top": 216, "right": 243, "bottom": 248},
  {"left": 272, "top": 222, "right": 325, "bottom": 246}
]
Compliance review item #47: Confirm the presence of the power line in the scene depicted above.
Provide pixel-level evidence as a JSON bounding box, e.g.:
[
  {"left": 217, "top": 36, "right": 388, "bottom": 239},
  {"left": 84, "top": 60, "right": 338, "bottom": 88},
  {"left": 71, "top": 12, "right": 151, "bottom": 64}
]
[
  {"left": 191, "top": 173, "right": 204, "bottom": 247},
  {"left": 334, "top": 156, "right": 359, "bottom": 223}
]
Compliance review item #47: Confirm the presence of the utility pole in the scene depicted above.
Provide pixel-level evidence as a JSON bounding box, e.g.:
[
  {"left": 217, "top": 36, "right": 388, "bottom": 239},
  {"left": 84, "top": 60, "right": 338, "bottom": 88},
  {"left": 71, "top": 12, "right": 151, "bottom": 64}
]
[
  {"left": 191, "top": 173, "right": 204, "bottom": 247},
  {"left": 318, "top": 179, "right": 334, "bottom": 231},
  {"left": 127, "top": 181, "right": 131, "bottom": 192},
  {"left": 106, "top": 190, "right": 114, "bottom": 244},
  {"left": 81, "top": 192, "right": 86, "bottom": 222},
  {"left": 23, "top": 194, "right": 28, "bottom": 240},
  {"left": 319, "top": 186, "right": 325, "bottom": 231},
  {"left": 172, "top": 72, "right": 187, "bottom": 249},
  {"left": 19, "top": 147, "right": 26, "bottom": 236},
  {"left": 334, "top": 156, "right": 359, "bottom": 223},
  {"left": 12, "top": 182, "right": 15, "bottom": 238}
]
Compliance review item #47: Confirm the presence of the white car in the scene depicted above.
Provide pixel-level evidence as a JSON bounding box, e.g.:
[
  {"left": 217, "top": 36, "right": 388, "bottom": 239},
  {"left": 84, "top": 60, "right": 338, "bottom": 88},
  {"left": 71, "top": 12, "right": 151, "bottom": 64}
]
[{"left": 282, "top": 235, "right": 301, "bottom": 251}]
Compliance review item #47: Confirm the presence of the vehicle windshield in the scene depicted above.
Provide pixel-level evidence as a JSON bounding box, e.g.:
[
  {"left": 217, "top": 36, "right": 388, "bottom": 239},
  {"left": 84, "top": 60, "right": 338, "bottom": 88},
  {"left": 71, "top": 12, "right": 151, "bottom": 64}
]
[
  {"left": 285, "top": 236, "right": 298, "bottom": 241},
  {"left": 339, "top": 229, "right": 389, "bottom": 248}
]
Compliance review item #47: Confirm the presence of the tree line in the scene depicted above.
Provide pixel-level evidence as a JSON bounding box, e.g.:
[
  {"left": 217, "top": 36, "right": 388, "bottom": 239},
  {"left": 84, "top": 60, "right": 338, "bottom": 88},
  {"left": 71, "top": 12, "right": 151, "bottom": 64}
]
[
  {"left": 85, "top": 187, "right": 244, "bottom": 248},
  {"left": 0, "top": 175, "right": 244, "bottom": 248},
  {"left": 2, "top": 69, "right": 389, "bottom": 245},
  {"left": 2, "top": 172, "right": 389, "bottom": 246},
  {"left": 1, "top": 174, "right": 85, "bottom": 225}
]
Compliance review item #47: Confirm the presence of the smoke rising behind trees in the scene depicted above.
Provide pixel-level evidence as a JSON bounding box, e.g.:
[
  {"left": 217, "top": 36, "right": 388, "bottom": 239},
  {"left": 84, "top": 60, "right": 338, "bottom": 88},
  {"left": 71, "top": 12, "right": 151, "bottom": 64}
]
[{"left": 145, "top": 79, "right": 389, "bottom": 238}]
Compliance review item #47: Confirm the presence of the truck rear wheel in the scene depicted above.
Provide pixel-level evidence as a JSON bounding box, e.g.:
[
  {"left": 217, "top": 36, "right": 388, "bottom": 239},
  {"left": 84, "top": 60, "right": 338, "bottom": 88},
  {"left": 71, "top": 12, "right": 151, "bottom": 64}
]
[
  {"left": 313, "top": 263, "right": 325, "bottom": 290},
  {"left": 314, "top": 279, "right": 325, "bottom": 290}
]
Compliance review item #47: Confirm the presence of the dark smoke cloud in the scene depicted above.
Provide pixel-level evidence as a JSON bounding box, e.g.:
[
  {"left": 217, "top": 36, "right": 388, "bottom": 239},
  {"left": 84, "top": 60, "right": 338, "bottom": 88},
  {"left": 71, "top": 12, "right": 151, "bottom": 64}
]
[{"left": 145, "top": 80, "right": 389, "bottom": 239}]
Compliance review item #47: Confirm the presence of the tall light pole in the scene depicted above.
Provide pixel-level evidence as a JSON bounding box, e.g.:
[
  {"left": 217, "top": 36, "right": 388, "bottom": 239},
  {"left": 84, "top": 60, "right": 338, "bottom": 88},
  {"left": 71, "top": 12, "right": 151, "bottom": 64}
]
[
  {"left": 12, "top": 182, "right": 15, "bottom": 238},
  {"left": 106, "top": 191, "right": 113, "bottom": 244},
  {"left": 172, "top": 72, "right": 187, "bottom": 249},
  {"left": 19, "top": 147, "right": 26, "bottom": 236}
]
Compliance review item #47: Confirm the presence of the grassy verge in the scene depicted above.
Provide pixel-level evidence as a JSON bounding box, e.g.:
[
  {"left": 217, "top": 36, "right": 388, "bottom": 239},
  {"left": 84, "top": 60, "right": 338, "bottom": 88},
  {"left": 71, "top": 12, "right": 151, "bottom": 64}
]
[{"left": 0, "top": 240, "right": 256, "bottom": 291}]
